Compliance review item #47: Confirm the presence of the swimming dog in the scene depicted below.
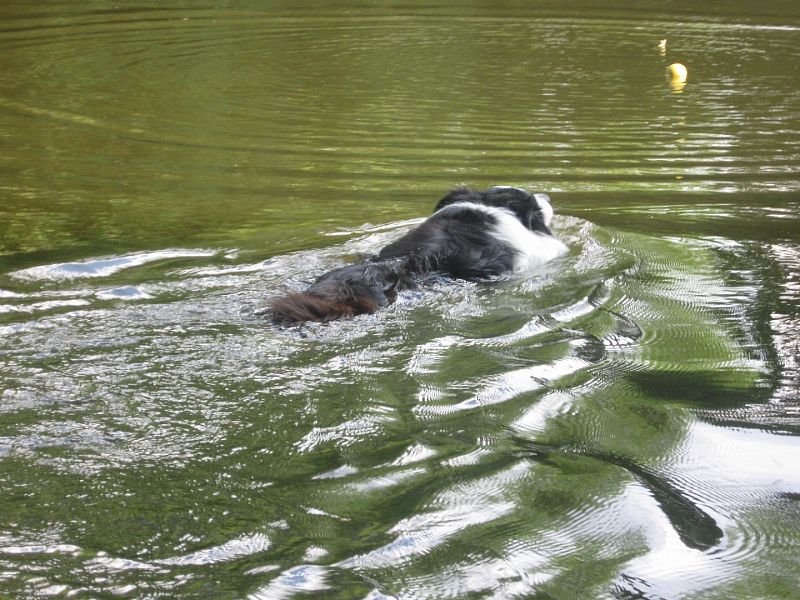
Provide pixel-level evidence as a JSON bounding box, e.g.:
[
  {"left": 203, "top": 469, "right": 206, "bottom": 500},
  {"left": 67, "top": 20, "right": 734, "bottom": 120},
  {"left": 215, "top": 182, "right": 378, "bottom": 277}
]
[{"left": 269, "top": 186, "right": 567, "bottom": 324}]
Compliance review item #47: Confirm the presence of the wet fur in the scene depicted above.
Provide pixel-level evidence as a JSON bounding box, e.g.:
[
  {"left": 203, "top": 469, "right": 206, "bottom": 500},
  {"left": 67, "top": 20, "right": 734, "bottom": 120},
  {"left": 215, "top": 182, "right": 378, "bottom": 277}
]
[{"left": 269, "top": 187, "right": 565, "bottom": 325}]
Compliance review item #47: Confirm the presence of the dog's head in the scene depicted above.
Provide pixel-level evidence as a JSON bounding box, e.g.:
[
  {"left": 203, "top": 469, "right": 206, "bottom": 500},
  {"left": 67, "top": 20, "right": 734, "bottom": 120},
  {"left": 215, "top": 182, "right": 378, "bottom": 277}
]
[{"left": 434, "top": 186, "right": 555, "bottom": 235}]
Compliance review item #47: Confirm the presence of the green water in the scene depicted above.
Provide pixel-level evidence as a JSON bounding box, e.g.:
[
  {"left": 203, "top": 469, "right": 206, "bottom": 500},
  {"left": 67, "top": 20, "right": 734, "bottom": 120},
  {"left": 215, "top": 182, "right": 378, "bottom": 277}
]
[{"left": 1, "top": 1, "right": 799, "bottom": 598}]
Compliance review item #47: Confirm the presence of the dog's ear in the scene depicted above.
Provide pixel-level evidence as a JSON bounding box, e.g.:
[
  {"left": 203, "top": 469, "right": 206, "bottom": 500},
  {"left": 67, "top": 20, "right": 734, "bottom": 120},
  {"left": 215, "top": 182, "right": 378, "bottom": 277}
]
[
  {"left": 434, "top": 187, "right": 477, "bottom": 212},
  {"left": 527, "top": 205, "right": 553, "bottom": 235},
  {"left": 528, "top": 193, "right": 555, "bottom": 235},
  {"left": 496, "top": 193, "right": 554, "bottom": 236}
]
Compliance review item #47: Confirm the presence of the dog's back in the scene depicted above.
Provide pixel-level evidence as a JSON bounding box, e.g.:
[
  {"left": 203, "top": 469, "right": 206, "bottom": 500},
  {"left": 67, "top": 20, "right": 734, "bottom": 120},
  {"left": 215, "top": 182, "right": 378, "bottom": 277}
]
[{"left": 377, "top": 201, "right": 522, "bottom": 279}]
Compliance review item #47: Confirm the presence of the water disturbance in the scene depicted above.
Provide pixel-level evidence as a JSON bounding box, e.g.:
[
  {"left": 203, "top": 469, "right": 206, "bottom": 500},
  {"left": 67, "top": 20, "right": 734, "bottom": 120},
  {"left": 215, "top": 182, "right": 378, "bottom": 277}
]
[{"left": 1, "top": 1, "right": 799, "bottom": 598}]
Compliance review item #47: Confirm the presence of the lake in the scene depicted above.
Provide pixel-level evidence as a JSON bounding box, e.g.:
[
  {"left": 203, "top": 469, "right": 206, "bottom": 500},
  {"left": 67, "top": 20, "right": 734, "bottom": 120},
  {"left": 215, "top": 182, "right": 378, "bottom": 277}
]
[{"left": 1, "top": 1, "right": 799, "bottom": 598}]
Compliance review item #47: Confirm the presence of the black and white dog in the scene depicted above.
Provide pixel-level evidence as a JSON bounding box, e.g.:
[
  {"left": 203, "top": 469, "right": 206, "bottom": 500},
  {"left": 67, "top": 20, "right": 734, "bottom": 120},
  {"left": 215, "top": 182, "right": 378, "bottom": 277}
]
[{"left": 269, "top": 186, "right": 567, "bottom": 324}]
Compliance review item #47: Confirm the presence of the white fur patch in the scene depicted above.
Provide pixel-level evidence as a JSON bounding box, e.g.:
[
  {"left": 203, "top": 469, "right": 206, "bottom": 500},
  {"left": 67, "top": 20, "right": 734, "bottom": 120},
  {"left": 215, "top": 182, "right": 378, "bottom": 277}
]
[
  {"left": 437, "top": 202, "right": 568, "bottom": 270},
  {"left": 533, "top": 193, "right": 554, "bottom": 227}
]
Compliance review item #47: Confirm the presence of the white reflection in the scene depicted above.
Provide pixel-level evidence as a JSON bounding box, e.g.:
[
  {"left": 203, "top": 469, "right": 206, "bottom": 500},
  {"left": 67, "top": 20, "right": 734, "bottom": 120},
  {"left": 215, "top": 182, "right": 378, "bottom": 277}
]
[
  {"left": 249, "top": 564, "right": 330, "bottom": 600},
  {"left": 511, "top": 389, "right": 575, "bottom": 434},
  {"left": 12, "top": 249, "right": 216, "bottom": 281},
  {"left": 157, "top": 533, "right": 271, "bottom": 566},
  {"left": 295, "top": 413, "right": 393, "bottom": 453},
  {"left": 614, "top": 482, "right": 727, "bottom": 598},
  {"left": 339, "top": 461, "right": 530, "bottom": 569},
  {"left": 421, "top": 356, "right": 587, "bottom": 415},
  {"left": 682, "top": 421, "right": 800, "bottom": 491}
]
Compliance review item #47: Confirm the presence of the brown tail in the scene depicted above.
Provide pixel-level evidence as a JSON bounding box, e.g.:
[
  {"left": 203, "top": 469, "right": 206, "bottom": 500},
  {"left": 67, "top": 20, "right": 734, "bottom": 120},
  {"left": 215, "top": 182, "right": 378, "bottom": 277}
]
[
  {"left": 269, "top": 292, "right": 380, "bottom": 325},
  {"left": 267, "top": 258, "right": 412, "bottom": 325}
]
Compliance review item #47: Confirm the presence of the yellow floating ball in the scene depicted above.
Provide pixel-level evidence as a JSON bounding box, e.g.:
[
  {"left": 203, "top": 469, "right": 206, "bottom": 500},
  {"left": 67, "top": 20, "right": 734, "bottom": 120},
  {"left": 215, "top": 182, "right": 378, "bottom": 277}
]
[{"left": 666, "top": 62, "right": 688, "bottom": 83}]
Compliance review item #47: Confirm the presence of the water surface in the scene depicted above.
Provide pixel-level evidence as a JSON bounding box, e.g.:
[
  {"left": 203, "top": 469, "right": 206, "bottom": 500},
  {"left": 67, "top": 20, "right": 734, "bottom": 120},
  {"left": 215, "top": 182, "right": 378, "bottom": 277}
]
[{"left": 1, "top": 1, "right": 799, "bottom": 598}]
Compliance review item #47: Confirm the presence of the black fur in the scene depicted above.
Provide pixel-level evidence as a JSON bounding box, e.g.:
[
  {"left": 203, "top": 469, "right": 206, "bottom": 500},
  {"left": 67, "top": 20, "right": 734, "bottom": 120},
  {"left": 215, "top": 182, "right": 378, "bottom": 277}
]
[
  {"left": 268, "top": 187, "right": 557, "bottom": 325},
  {"left": 433, "top": 187, "right": 554, "bottom": 236}
]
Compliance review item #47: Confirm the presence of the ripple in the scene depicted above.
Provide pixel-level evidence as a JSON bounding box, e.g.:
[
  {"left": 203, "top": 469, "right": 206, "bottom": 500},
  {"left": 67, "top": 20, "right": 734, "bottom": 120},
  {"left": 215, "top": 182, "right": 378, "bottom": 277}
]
[
  {"left": 340, "top": 460, "right": 530, "bottom": 570},
  {"left": 348, "top": 467, "right": 427, "bottom": 494},
  {"left": 3, "top": 8, "right": 798, "bottom": 196},
  {"left": 0, "top": 220, "right": 793, "bottom": 598},
  {"left": 95, "top": 285, "right": 153, "bottom": 301},
  {"left": 295, "top": 413, "right": 395, "bottom": 453},
  {"left": 249, "top": 564, "right": 330, "bottom": 599},
  {"left": 604, "top": 479, "right": 732, "bottom": 598},
  {"left": 11, "top": 249, "right": 216, "bottom": 281},
  {"left": 511, "top": 390, "right": 577, "bottom": 435},
  {"left": 387, "top": 442, "right": 438, "bottom": 467},
  {"left": 312, "top": 464, "right": 359, "bottom": 481},
  {"left": 406, "top": 335, "right": 462, "bottom": 375},
  {"left": 416, "top": 356, "right": 589, "bottom": 417},
  {"left": 157, "top": 532, "right": 271, "bottom": 566},
  {"left": 0, "top": 297, "right": 91, "bottom": 315},
  {"left": 0, "top": 541, "right": 82, "bottom": 556}
]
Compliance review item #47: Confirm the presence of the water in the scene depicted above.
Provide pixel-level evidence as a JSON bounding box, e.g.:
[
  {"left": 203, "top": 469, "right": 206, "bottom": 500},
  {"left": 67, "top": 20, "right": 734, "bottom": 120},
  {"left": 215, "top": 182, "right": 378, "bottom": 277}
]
[{"left": 1, "top": 1, "right": 799, "bottom": 598}]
